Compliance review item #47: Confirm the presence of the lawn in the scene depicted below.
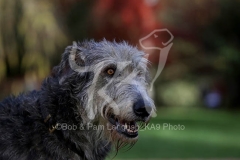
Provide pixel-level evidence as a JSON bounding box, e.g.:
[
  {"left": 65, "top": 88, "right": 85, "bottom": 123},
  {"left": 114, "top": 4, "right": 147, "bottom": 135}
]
[{"left": 107, "top": 107, "right": 240, "bottom": 159}]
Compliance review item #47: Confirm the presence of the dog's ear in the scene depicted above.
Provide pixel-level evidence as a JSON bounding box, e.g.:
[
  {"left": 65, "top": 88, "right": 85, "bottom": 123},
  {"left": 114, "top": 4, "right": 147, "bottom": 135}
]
[
  {"left": 67, "top": 41, "right": 86, "bottom": 71},
  {"left": 52, "top": 42, "right": 86, "bottom": 80}
]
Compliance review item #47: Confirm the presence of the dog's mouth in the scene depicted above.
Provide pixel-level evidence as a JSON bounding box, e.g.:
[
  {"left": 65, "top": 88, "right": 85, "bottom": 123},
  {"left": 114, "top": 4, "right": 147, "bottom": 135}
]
[{"left": 108, "top": 114, "right": 139, "bottom": 138}]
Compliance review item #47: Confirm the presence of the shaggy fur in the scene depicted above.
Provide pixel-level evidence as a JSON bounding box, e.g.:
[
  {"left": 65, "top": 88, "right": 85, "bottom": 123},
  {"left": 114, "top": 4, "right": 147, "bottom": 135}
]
[{"left": 0, "top": 40, "right": 155, "bottom": 160}]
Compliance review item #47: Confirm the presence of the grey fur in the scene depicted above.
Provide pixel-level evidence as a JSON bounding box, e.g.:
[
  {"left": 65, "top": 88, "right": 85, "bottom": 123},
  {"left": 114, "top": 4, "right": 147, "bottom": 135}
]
[{"left": 0, "top": 40, "right": 155, "bottom": 160}]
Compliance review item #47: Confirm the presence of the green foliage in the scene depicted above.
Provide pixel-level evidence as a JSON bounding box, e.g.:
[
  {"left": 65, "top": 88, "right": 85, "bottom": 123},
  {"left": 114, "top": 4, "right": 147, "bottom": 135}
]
[
  {"left": 0, "top": 0, "right": 67, "bottom": 80},
  {"left": 158, "top": 80, "right": 200, "bottom": 107}
]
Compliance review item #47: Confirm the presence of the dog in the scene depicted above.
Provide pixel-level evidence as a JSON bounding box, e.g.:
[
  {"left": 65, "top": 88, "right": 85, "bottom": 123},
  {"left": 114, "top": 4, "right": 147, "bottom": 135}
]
[{"left": 0, "top": 40, "right": 155, "bottom": 160}]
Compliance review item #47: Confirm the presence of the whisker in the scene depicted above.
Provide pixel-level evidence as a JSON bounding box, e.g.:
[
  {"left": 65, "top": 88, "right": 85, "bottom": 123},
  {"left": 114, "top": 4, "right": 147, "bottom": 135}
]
[
  {"left": 125, "top": 142, "right": 136, "bottom": 152},
  {"left": 120, "top": 142, "right": 129, "bottom": 151},
  {"left": 111, "top": 139, "right": 120, "bottom": 159}
]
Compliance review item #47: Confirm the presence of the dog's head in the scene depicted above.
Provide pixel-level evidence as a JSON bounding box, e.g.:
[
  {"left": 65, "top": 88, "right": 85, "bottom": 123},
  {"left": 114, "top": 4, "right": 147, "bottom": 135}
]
[{"left": 54, "top": 40, "right": 155, "bottom": 148}]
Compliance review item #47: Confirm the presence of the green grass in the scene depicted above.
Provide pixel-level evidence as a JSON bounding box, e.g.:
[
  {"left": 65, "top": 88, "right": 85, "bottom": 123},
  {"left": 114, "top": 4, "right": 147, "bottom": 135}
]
[{"left": 107, "top": 107, "right": 240, "bottom": 159}]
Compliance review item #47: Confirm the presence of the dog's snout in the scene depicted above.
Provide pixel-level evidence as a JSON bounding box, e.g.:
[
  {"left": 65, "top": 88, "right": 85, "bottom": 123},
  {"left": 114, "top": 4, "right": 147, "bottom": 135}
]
[{"left": 133, "top": 98, "right": 151, "bottom": 119}]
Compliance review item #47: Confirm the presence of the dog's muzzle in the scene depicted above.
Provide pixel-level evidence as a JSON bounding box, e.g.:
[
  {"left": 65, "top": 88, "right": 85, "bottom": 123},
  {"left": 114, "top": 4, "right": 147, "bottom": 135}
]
[{"left": 107, "top": 96, "right": 153, "bottom": 139}]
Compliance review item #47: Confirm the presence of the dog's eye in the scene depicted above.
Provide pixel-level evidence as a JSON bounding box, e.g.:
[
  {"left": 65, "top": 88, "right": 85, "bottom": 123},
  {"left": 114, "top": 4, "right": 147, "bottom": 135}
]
[
  {"left": 137, "top": 71, "right": 142, "bottom": 76},
  {"left": 137, "top": 70, "right": 144, "bottom": 76},
  {"left": 107, "top": 68, "right": 115, "bottom": 75}
]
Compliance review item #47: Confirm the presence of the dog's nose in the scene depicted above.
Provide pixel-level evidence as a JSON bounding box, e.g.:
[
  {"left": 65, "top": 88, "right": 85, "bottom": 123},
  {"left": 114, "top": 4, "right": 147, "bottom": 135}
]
[{"left": 133, "top": 98, "right": 151, "bottom": 119}]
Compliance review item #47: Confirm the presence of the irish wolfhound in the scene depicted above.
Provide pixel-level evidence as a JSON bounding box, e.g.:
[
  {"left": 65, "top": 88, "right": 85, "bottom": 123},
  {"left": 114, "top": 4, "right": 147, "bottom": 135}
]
[{"left": 0, "top": 40, "right": 155, "bottom": 160}]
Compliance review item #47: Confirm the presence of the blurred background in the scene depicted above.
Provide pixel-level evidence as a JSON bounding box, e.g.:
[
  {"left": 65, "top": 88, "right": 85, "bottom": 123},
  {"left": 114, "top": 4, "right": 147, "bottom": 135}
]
[{"left": 0, "top": 0, "right": 240, "bottom": 159}]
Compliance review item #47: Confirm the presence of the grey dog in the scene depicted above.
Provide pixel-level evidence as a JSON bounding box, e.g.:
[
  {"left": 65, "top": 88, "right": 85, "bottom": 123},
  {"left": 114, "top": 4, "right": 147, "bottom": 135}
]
[{"left": 0, "top": 40, "right": 155, "bottom": 160}]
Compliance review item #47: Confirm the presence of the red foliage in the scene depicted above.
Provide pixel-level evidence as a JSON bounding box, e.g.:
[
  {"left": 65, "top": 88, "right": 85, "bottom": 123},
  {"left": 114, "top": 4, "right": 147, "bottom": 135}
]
[{"left": 91, "top": 0, "right": 160, "bottom": 45}]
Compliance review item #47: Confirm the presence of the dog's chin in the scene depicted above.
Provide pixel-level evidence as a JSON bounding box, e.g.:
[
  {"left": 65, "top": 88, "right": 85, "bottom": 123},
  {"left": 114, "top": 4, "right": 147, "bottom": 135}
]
[{"left": 106, "top": 113, "right": 141, "bottom": 142}]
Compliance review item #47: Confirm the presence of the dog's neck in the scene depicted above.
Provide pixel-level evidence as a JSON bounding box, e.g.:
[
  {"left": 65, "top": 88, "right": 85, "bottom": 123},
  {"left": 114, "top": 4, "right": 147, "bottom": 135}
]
[{"left": 39, "top": 76, "right": 112, "bottom": 159}]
